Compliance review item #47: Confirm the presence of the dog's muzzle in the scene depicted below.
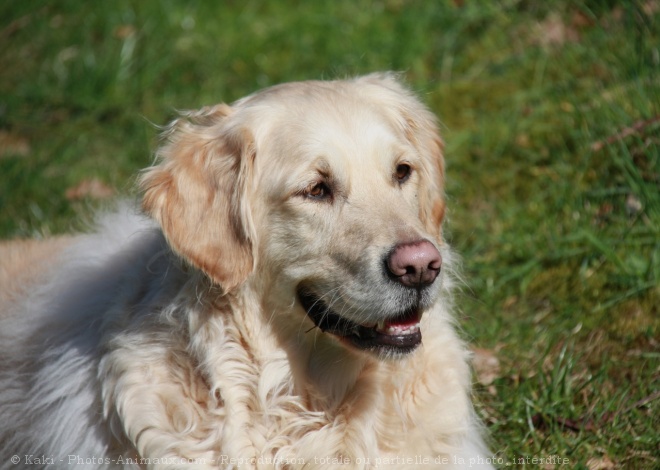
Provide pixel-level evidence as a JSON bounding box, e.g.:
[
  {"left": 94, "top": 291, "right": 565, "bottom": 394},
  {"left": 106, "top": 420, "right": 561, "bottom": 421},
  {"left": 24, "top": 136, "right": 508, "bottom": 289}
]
[{"left": 298, "top": 288, "right": 423, "bottom": 356}]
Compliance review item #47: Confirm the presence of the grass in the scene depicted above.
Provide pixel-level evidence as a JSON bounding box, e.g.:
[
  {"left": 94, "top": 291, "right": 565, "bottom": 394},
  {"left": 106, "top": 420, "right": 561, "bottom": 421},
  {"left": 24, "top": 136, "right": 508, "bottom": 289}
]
[{"left": 1, "top": 1, "right": 658, "bottom": 468}]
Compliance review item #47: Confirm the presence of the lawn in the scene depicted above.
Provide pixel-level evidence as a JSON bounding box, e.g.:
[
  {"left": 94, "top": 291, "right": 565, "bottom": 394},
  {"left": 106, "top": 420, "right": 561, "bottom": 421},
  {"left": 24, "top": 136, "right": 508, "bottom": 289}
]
[{"left": 1, "top": 1, "right": 658, "bottom": 468}]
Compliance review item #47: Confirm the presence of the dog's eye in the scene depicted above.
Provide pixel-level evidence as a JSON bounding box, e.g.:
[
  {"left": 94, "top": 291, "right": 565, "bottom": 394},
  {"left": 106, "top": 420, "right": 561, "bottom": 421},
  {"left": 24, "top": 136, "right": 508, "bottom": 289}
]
[
  {"left": 395, "top": 163, "right": 412, "bottom": 184},
  {"left": 306, "top": 182, "right": 331, "bottom": 200}
]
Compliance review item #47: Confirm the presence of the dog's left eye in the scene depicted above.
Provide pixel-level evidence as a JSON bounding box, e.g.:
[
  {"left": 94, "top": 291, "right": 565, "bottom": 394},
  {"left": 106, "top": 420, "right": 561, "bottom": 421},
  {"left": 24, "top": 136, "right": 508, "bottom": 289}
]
[
  {"left": 395, "top": 163, "right": 412, "bottom": 184},
  {"left": 306, "top": 181, "right": 331, "bottom": 200}
]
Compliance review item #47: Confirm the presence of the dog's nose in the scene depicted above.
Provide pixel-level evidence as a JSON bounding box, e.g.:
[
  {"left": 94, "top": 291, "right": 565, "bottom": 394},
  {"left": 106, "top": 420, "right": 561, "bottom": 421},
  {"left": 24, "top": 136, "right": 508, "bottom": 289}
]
[{"left": 387, "top": 240, "right": 442, "bottom": 288}]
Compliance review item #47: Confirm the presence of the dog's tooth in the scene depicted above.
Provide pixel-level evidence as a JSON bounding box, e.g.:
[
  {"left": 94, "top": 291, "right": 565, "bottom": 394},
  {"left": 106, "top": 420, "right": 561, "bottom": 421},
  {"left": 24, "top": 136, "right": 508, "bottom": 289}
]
[
  {"left": 376, "top": 320, "right": 422, "bottom": 336},
  {"left": 393, "top": 324, "right": 420, "bottom": 336}
]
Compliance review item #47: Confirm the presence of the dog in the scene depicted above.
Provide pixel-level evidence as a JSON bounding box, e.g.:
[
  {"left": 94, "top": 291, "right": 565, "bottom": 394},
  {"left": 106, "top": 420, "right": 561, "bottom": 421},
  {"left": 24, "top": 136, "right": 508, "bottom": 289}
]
[{"left": 0, "top": 74, "right": 493, "bottom": 469}]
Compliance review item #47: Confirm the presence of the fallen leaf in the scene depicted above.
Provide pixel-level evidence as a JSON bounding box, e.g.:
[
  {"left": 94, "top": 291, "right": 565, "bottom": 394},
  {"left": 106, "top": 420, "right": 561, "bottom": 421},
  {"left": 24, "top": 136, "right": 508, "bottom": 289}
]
[
  {"left": 535, "top": 13, "right": 580, "bottom": 47},
  {"left": 626, "top": 194, "right": 643, "bottom": 216},
  {"left": 503, "top": 295, "right": 518, "bottom": 309},
  {"left": 114, "top": 24, "right": 136, "bottom": 40},
  {"left": 560, "top": 101, "right": 574, "bottom": 113},
  {"left": 515, "top": 134, "right": 530, "bottom": 148},
  {"left": 0, "top": 130, "right": 30, "bottom": 157},
  {"left": 586, "top": 456, "right": 615, "bottom": 470},
  {"left": 643, "top": 0, "right": 659, "bottom": 16},
  {"left": 471, "top": 348, "right": 501, "bottom": 386},
  {"left": 65, "top": 178, "right": 115, "bottom": 200},
  {"left": 571, "top": 10, "right": 594, "bottom": 29}
]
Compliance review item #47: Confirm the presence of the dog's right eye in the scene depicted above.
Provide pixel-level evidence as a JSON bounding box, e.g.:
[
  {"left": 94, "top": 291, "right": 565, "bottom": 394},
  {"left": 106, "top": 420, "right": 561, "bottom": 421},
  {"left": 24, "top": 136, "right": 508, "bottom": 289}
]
[
  {"left": 305, "top": 181, "right": 332, "bottom": 200},
  {"left": 395, "top": 163, "right": 412, "bottom": 184}
]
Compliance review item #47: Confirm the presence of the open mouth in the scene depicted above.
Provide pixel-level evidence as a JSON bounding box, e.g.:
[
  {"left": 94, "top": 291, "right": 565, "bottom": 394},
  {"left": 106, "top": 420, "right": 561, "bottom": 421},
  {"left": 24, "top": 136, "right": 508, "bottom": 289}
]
[{"left": 297, "top": 288, "right": 423, "bottom": 355}]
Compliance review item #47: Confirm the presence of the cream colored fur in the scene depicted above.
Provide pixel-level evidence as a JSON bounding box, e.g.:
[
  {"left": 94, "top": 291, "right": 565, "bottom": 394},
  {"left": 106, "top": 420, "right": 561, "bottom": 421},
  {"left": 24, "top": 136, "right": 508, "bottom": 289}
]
[{"left": 0, "top": 74, "right": 493, "bottom": 469}]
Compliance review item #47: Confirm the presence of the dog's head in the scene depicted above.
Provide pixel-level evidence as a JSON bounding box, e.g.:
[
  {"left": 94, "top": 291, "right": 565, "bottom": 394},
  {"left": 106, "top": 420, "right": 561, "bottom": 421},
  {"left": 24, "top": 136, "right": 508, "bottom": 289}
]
[{"left": 141, "top": 74, "right": 448, "bottom": 358}]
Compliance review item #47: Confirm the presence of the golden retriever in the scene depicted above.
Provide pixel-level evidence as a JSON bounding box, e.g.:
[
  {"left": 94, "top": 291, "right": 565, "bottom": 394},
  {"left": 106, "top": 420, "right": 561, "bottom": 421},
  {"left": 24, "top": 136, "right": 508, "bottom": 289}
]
[{"left": 0, "top": 74, "right": 493, "bottom": 469}]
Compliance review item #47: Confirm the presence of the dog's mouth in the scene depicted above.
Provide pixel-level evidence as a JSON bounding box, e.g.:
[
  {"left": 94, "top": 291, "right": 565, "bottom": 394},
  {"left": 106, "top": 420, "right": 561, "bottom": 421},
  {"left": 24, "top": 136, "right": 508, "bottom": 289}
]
[{"left": 297, "top": 288, "right": 422, "bottom": 355}]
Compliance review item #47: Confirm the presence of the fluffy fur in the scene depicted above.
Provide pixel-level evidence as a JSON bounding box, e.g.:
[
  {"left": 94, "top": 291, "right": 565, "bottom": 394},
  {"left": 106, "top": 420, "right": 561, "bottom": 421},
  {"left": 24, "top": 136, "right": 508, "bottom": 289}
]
[{"left": 0, "top": 74, "right": 492, "bottom": 469}]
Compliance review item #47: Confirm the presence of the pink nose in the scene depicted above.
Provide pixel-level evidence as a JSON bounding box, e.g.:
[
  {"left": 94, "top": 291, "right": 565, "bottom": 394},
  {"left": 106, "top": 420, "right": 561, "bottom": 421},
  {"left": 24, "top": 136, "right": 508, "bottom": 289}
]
[{"left": 387, "top": 240, "right": 442, "bottom": 288}]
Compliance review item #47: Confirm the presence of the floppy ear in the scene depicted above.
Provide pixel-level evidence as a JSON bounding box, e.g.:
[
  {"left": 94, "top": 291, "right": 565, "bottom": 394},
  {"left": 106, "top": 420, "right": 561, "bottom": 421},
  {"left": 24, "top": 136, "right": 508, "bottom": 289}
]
[
  {"left": 412, "top": 122, "right": 446, "bottom": 240},
  {"left": 140, "top": 104, "right": 255, "bottom": 291}
]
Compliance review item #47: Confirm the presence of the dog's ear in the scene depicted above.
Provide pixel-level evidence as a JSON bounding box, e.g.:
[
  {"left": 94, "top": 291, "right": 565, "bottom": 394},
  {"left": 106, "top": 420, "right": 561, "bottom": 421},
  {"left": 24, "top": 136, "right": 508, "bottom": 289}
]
[
  {"left": 410, "top": 119, "right": 446, "bottom": 240},
  {"left": 140, "top": 104, "right": 255, "bottom": 291}
]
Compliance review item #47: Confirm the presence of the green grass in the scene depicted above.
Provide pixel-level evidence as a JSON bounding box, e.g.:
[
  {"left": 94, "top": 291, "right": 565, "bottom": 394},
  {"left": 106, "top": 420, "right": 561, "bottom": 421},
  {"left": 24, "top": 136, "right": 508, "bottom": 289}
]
[{"left": 1, "top": 1, "right": 658, "bottom": 468}]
